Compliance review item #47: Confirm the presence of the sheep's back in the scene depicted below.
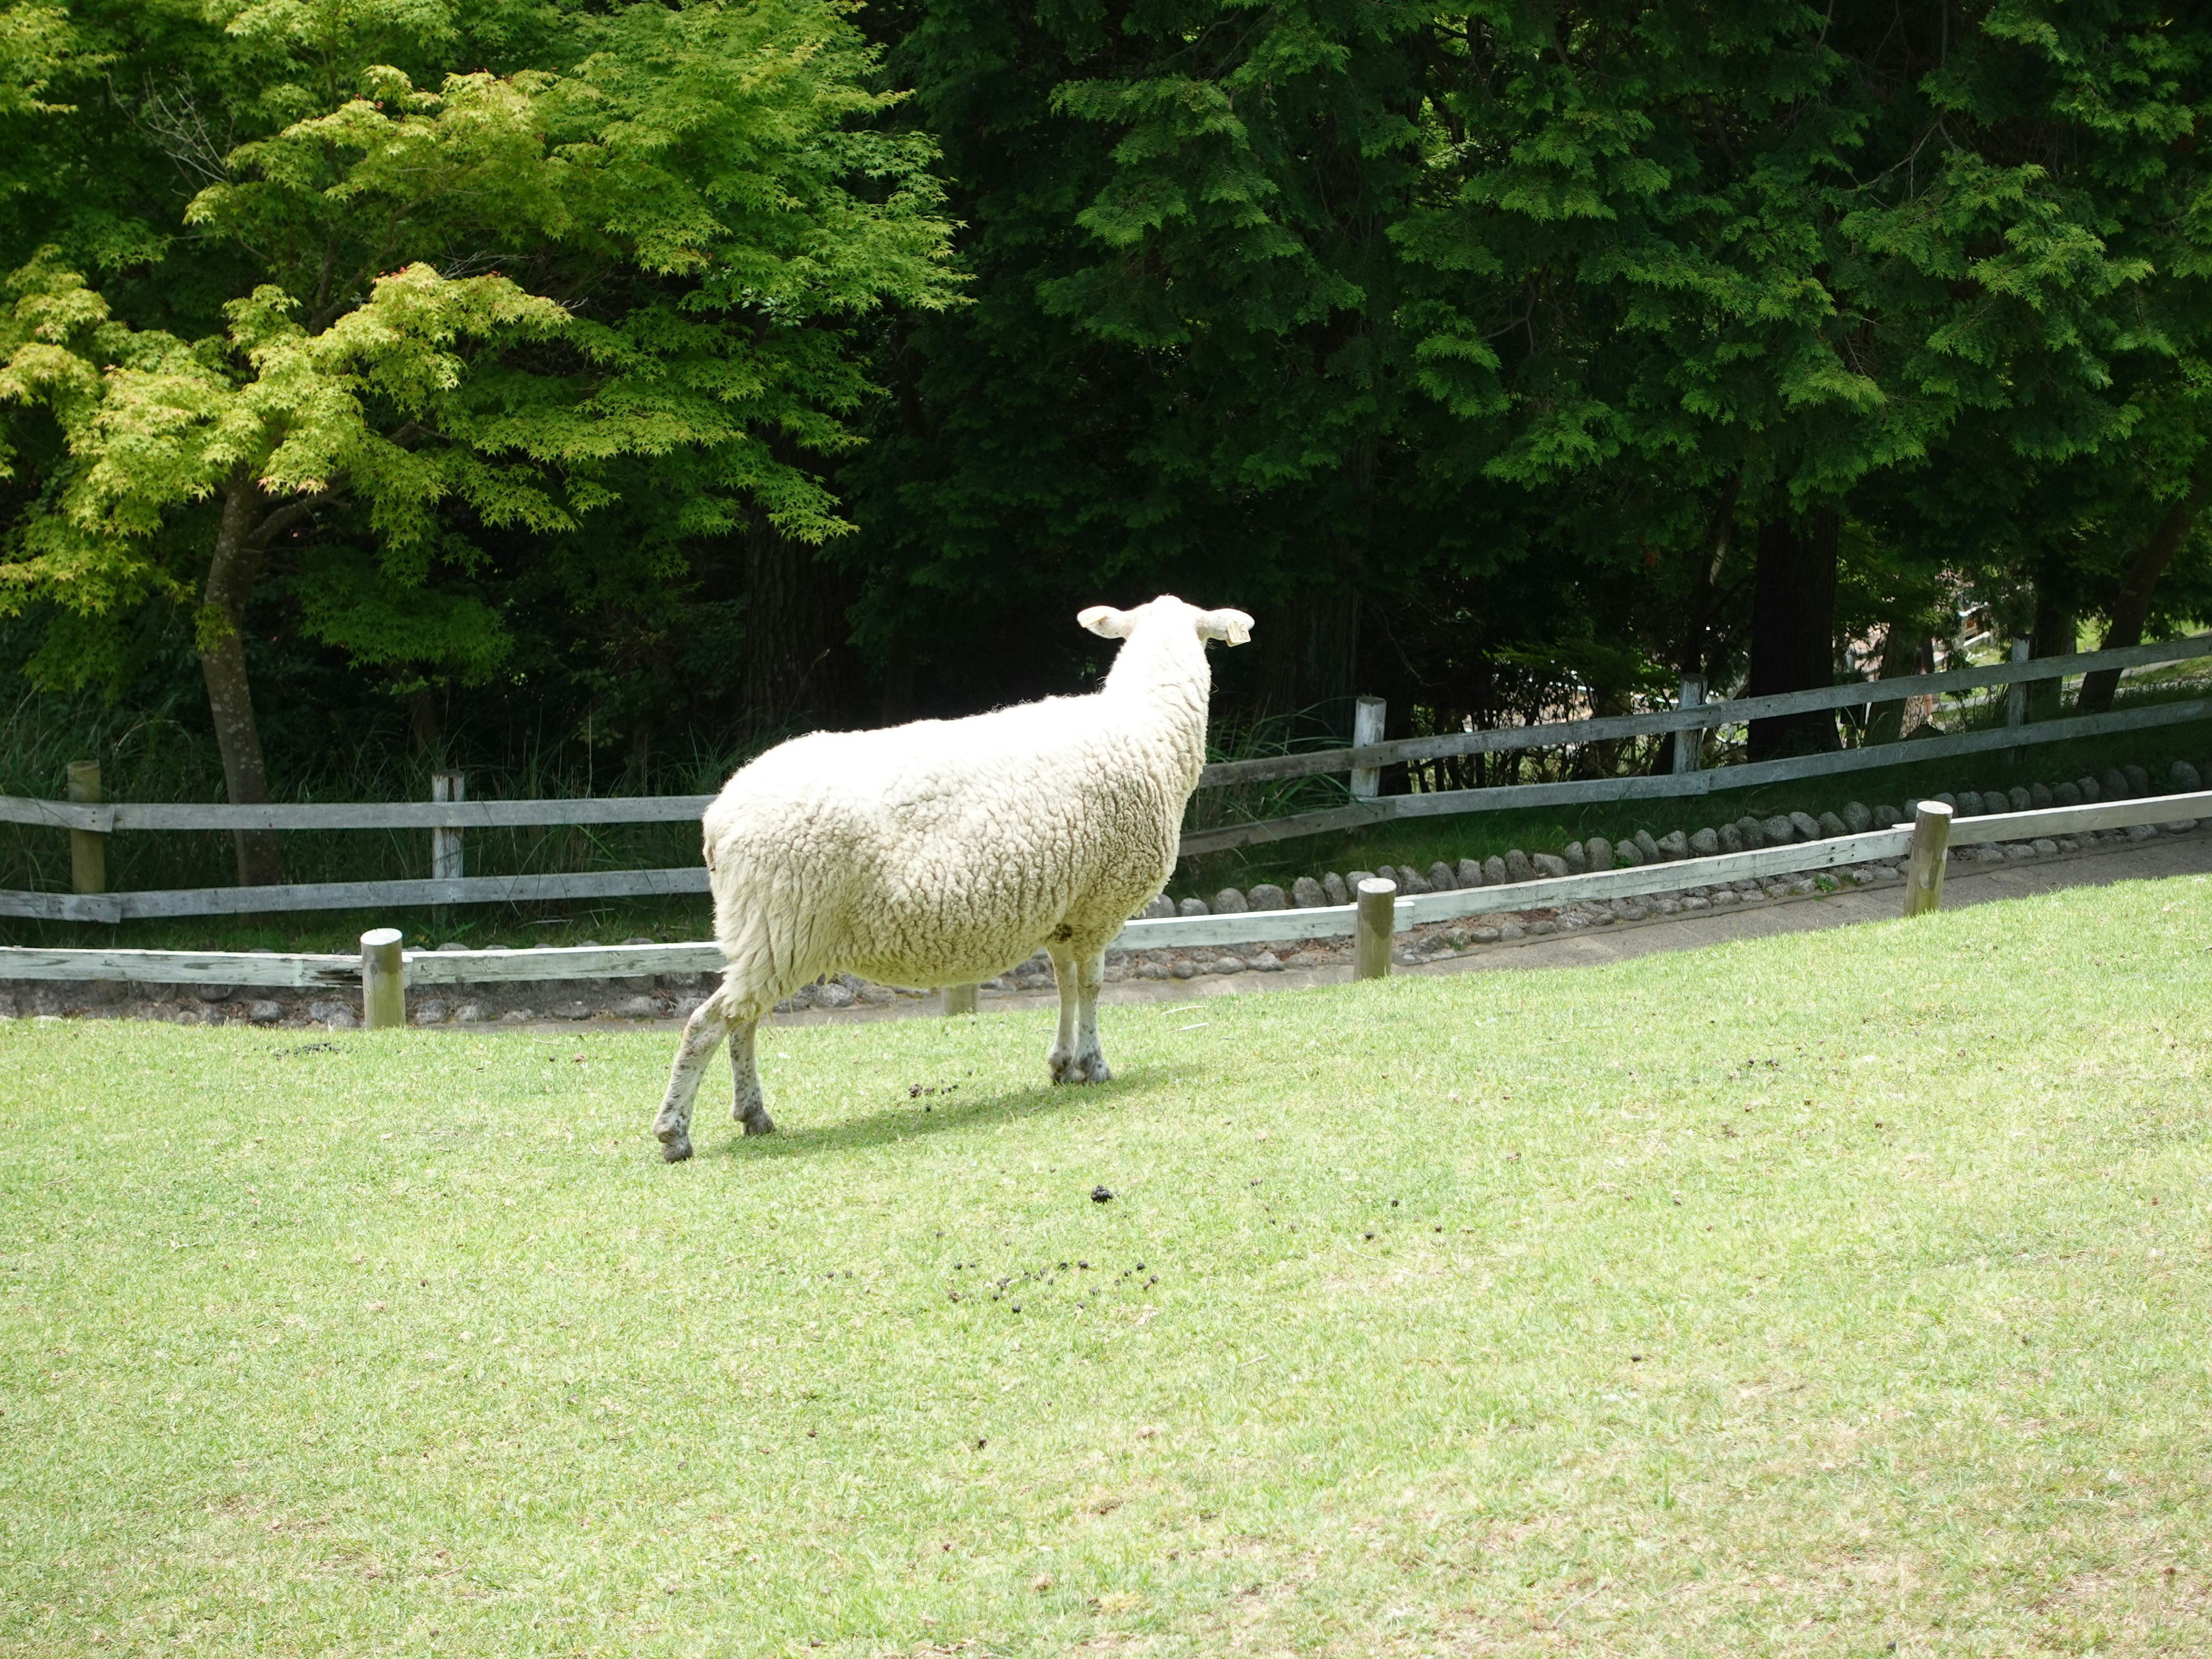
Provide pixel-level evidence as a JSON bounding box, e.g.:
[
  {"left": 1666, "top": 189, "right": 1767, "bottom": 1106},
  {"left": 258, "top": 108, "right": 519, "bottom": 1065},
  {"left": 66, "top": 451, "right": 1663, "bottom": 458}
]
[{"left": 702, "top": 705, "right": 1185, "bottom": 982}]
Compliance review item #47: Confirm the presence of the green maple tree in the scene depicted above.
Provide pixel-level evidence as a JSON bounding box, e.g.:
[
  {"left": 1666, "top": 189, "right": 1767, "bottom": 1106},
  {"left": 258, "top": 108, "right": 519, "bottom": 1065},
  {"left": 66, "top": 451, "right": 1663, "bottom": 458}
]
[{"left": 1, "top": 0, "right": 958, "bottom": 882}]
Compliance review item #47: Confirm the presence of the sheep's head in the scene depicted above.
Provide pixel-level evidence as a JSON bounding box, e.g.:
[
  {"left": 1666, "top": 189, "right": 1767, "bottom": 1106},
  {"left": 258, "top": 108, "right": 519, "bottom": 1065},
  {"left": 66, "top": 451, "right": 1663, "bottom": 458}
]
[{"left": 1079, "top": 596, "right": 1253, "bottom": 647}]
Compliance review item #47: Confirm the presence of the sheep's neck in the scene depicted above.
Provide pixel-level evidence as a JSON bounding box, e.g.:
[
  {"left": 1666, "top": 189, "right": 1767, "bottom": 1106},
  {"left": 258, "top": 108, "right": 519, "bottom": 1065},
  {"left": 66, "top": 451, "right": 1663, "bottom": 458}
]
[{"left": 1101, "top": 631, "right": 1213, "bottom": 785}]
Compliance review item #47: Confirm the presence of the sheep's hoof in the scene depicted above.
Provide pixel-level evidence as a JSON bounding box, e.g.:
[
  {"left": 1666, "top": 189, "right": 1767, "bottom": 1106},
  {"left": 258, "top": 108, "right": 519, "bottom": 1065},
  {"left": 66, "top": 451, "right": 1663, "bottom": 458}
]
[
  {"left": 658, "top": 1130, "right": 694, "bottom": 1162},
  {"left": 1050, "top": 1054, "right": 1111, "bottom": 1085}
]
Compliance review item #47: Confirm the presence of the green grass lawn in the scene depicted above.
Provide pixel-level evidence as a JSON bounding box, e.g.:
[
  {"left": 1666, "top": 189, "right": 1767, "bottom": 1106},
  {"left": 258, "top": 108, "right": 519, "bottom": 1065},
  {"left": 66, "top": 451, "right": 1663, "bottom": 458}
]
[{"left": 4, "top": 873, "right": 2211, "bottom": 1656}]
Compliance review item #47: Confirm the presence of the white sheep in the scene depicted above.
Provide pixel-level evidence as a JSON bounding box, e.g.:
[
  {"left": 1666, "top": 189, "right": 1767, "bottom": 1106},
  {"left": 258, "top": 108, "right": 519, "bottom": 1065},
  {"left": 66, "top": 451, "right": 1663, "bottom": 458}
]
[{"left": 652, "top": 594, "right": 1253, "bottom": 1160}]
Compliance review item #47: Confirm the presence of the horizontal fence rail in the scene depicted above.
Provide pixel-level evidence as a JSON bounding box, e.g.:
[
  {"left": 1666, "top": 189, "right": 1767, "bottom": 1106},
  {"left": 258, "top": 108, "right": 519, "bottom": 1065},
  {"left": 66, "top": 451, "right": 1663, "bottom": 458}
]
[
  {"left": 1193, "top": 632, "right": 2211, "bottom": 788},
  {"left": 5, "top": 791, "right": 2202, "bottom": 1001},
  {"left": 0, "top": 794, "right": 717, "bottom": 834},
  {"left": 0, "top": 946, "right": 363, "bottom": 988},
  {"left": 1, "top": 868, "right": 711, "bottom": 925},
  {"left": 2, "top": 635, "right": 2207, "bottom": 920}
]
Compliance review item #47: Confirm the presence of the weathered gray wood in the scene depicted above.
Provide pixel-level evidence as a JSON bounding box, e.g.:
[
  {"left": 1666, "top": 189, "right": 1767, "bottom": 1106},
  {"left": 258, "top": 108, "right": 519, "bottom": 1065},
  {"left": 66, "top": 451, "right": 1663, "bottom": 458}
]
[
  {"left": 361, "top": 928, "right": 405, "bottom": 1028},
  {"left": 0, "top": 796, "right": 104, "bottom": 831},
  {"left": 1946, "top": 787, "right": 2212, "bottom": 845},
  {"left": 67, "top": 761, "right": 105, "bottom": 896},
  {"left": 1672, "top": 677, "right": 1705, "bottom": 775},
  {"left": 1349, "top": 697, "right": 1387, "bottom": 800},
  {"left": 1192, "top": 632, "right": 2212, "bottom": 789},
  {"left": 108, "top": 794, "right": 717, "bottom": 831},
  {"left": 0, "top": 794, "right": 714, "bottom": 832},
  {"left": 943, "top": 983, "right": 978, "bottom": 1016},
  {"left": 1111, "top": 903, "right": 1353, "bottom": 951},
  {"left": 1402, "top": 828, "right": 1914, "bottom": 925},
  {"left": 431, "top": 772, "right": 465, "bottom": 880},
  {"left": 0, "top": 946, "right": 361, "bottom": 987},
  {"left": 403, "top": 942, "right": 725, "bottom": 984},
  {"left": 1903, "top": 801, "right": 1954, "bottom": 916},
  {"left": 1354, "top": 877, "right": 1396, "bottom": 979},
  {"left": 0, "top": 865, "right": 714, "bottom": 923},
  {"left": 1177, "top": 695, "right": 2212, "bottom": 855},
  {"left": 2005, "top": 639, "right": 2029, "bottom": 732}
]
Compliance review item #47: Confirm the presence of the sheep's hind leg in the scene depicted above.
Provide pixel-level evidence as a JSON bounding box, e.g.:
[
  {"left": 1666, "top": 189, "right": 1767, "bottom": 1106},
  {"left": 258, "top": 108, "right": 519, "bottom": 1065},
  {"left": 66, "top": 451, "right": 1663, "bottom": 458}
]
[
  {"left": 654, "top": 997, "right": 732, "bottom": 1162},
  {"left": 1046, "top": 942, "right": 1112, "bottom": 1085},
  {"left": 728, "top": 1017, "right": 773, "bottom": 1135}
]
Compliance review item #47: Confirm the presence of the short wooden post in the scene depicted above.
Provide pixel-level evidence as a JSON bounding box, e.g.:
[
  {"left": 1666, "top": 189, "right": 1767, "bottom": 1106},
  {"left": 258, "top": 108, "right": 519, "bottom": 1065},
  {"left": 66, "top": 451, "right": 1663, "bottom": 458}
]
[
  {"left": 66, "top": 759, "right": 105, "bottom": 896},
  {"left": 1349, "top": 696, "right": 1386, "bottom": 801},
  {"left": 1354, "top": 876, "right": 1397, "bottom": 979},
  {"left": 361, "top": 927, "right": 406, "bottom": 1028},
  {"left": 1672, "top": 676, "right": 1705, "bottom": 775},
  {"left": 943, "top": 983, "right": 978, "bottom": 1016},
  {"left": 1902, "top": 800, "right": 1953, "bottom": 918}
]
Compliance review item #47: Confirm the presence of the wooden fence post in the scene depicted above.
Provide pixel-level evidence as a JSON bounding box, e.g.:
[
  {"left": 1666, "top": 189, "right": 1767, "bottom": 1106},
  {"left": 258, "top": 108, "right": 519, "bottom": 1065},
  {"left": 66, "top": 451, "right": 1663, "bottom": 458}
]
[
  {"left": 431, "top": 771, "right": 465, "bottom": 879},
  {"left": 361, "top": 927, "right": 406, "bottom": 1028},
  {"left": 942, "top": 983, "right": 978, "bottom": 1017},
  {"left": 430, "top": 771, "right": 463, "bottom": 929},
  {"left": 1355, "top": 876, "right": 1396, "bottom": 979},
  {"left": 1349, "top": 696, "right": 1386, "bottom": 800},
  {"left": 66, "top": 760, "right": 105, "bottom": 896},
  {"left": 1672, "top": 676, "right": 1705, "bottom": 775},
  {"left": 1901, "top": 800, "right": 1953, "bottom": 918}
]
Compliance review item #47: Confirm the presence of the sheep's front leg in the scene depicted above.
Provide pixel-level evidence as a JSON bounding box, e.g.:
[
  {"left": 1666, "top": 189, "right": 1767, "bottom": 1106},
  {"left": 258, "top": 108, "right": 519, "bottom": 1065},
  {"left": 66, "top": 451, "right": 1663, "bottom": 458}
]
[
  {"left": 728, "top": 1017, "right": 774, "bottom": 1135},
  {"left": 654, "top": 997, "right": 732, "bottom": 1162},
  {"left": 1046, "top": 944, "right": 1111, "bottom": 1084}
]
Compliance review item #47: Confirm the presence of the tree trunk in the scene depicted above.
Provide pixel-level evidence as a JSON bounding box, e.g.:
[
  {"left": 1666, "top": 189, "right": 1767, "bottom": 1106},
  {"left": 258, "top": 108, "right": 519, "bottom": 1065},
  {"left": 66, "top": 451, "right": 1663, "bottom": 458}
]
[
  {"left": 2077, "top": 472, "right": 2210, "bottom": 713},
  {"left": 878, "top": 632, "right": 918, "bottom": 726},
  {"left": 1675, "top": 467, "right": 1743, "bottom": 681},
  {"left": 1253, "top": 587, "right": 1363, "bottom": 738},
  {"left": 2027, "top": 586, "right": 2075, "bottom": 722},
  {"left": 1863, "top": 621, "right": 1929, "bottom": 745},
  {"left": 200, "top": 474, "right": 283, "bottom": 887},
  {"left": 407, "top": 686, "right": 442, "bottom": 753},
  {"left": 1256, "top": 429, "right": 1373, "bottom": 740},
  {"left": 741, "top": 521, "right": 855, "bottom": 737},
  {"left": 1746, "top": 510, "right": 1840, "bottom": 760}
]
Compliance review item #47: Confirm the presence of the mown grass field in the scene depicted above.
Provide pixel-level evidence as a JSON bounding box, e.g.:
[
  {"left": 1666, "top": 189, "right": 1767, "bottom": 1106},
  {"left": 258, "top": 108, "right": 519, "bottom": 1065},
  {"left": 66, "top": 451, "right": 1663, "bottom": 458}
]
[{"left": 3, "top": 873, "right": 2210, "bottom": 1656}]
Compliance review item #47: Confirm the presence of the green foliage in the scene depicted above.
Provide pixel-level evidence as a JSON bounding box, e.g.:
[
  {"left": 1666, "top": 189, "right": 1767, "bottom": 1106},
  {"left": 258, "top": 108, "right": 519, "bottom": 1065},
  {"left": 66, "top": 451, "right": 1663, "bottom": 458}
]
[
  {"left": 0, "top": 0, "right": 958, "bottom": 728},
  {"left": 847, "top": 0, "right": 2212, "bottom": 729}
]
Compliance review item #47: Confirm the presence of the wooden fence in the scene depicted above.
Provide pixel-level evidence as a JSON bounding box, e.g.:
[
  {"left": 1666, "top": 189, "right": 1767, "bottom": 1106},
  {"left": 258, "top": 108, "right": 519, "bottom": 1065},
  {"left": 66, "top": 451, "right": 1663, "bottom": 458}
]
[
  {"left": 4, "top": 789, "right": 2204, "bottom": 1012},
  {"left": 1179, "top": 633, "right": 2212, "bottom": 853},
  {"left": 2, "top": 634, "right": 2206, "bottom": 922}
]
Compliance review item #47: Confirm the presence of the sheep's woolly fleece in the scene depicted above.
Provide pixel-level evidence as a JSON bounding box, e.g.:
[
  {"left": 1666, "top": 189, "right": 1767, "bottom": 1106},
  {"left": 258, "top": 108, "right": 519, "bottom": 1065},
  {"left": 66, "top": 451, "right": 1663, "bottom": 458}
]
[{"left": 696, "top": 596, "right": 1251, "bottom": 1009}]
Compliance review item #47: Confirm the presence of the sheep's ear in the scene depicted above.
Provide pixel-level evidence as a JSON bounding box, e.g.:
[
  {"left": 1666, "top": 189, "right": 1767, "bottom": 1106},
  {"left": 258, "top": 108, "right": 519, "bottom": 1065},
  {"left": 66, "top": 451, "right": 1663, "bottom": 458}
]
[
  {"left": 1196, "top": 608, "right": 1253, "bottom": 646},
  {"left": 1079, "top": 605, "right": 1135, "bottom": 639}
]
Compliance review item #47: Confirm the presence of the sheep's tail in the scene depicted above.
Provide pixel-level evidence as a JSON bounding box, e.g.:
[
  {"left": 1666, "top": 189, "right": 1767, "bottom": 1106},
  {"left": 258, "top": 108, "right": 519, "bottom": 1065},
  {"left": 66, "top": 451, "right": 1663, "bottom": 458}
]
[{"left": 707, "top": 880, "right": 806, "bottom": 1020}]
